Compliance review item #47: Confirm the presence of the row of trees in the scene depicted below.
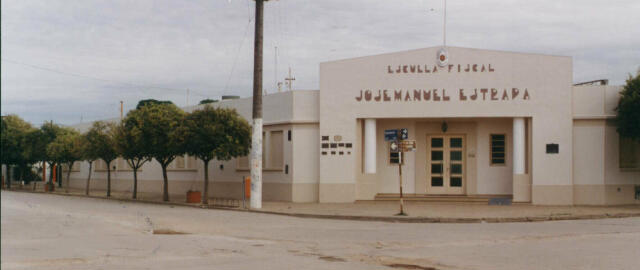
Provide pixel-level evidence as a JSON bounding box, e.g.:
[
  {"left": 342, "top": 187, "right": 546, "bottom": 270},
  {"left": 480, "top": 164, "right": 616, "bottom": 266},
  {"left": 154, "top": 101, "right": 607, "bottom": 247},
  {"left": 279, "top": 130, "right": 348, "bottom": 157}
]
[{"left": 1, "top": 100, "right": 251, "bottom": 204}]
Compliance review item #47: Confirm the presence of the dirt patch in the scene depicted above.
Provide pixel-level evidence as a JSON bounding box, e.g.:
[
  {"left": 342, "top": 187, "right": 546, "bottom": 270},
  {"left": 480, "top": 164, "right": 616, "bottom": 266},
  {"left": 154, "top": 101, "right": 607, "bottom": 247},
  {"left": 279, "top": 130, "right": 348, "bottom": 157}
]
[
  {"left": 318, "top": 256, "right": 347, "bottom": 262},
  {"left": 386, "top": 263, "right": 437, "bottom": 270},
  {"left": 152, "top": 229, "right": 190, "bottom": 235}
]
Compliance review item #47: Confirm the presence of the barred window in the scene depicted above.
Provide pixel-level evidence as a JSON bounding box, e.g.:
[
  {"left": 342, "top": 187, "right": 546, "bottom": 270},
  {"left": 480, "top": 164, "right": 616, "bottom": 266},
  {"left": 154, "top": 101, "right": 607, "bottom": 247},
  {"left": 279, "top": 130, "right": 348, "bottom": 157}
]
[{"left": 490, "top": 134, "right": 506, "bottom": 165}]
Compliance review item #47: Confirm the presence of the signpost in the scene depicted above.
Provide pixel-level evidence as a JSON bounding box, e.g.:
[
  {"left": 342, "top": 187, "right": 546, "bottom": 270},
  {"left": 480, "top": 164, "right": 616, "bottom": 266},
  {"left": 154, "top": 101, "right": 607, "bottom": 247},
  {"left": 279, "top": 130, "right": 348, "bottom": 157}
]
[
  {"left": 388, "top": 128, "right": 416, "bottom": 216},
  {"left": 384, "top": 129, "right": 398, "bottom": 141}
]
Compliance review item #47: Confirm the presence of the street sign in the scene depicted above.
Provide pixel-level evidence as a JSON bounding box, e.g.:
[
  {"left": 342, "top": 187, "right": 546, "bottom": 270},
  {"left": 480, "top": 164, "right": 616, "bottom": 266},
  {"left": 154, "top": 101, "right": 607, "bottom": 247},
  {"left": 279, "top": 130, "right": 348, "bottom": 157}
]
[
  {"left": 389, "top": 140, "right": 399, "bottom": 153},
  {"left": 400, "top": 128, "right": 408, "bottom": 140},
  {"left": 384, "top": 129, "right": 398, "bottom": 141},
  {"left": 400, "top": 140, "right": 416, "bottom": 152}
]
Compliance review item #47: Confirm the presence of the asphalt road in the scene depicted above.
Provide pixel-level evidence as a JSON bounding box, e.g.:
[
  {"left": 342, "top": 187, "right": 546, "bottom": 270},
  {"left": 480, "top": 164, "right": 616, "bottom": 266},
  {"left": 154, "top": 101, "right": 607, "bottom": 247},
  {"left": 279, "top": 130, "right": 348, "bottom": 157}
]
[{"left": 2, "top": 191, "right": 640, "bottom": 270}]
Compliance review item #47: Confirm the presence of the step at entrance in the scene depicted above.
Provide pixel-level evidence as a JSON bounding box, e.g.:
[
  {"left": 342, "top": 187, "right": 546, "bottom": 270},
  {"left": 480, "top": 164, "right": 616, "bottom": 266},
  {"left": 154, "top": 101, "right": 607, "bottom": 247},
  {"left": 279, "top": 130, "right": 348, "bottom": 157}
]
[{"left": 373, "top": 193, "right": 513, "bottom": 203}]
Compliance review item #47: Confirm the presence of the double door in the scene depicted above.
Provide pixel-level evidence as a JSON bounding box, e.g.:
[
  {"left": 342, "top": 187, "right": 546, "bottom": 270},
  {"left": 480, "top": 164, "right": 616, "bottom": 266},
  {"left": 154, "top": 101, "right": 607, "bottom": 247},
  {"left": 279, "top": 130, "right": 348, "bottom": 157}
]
[{"left": 427, "top": 135, "right": 465, "bottom": 194}]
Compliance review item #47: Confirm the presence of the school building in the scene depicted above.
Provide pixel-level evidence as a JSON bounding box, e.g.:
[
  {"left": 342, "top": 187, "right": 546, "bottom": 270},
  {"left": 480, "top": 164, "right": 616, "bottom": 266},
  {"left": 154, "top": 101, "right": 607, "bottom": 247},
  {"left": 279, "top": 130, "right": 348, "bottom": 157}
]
[{"left": 68, "top": 46, "right": 640, "bottom": 205}]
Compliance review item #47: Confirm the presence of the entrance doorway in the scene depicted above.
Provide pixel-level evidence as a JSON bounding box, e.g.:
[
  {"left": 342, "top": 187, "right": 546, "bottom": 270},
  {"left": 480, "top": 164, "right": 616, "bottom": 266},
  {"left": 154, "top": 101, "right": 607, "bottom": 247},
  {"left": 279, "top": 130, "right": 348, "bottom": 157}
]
[{"left": 427, "top": 135, "right": 465, "bottom": 194}]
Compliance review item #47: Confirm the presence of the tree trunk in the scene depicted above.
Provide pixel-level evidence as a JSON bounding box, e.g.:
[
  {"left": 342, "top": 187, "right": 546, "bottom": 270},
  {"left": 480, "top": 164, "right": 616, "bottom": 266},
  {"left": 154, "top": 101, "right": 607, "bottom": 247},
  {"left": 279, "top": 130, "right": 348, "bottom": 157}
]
[
  {"left": 49, "top": 163, "right": 53, "bottom": 183},
  {"left": 162, "top": 164, "right": 169, "bottom": 202},
  {"left": 7, "top": 165, "right": 12, "bottom": 189},
  {"left": 106, "top": 162, "right": 111, "bottom": 197},
  {"left": 132, "top": 167, "right": 138, "bottom": 199},
  {"left": 202, "top": 159, "right": 210, "bottom": 204},
  {"left": 86, "top": 161, "right": 92, "bottom": 195},
  {"left": 66, "top": 162, "right": 73, "bottom": 193},
  {"left": 58, "top": 163, "right": 62, "bottom": 188}
]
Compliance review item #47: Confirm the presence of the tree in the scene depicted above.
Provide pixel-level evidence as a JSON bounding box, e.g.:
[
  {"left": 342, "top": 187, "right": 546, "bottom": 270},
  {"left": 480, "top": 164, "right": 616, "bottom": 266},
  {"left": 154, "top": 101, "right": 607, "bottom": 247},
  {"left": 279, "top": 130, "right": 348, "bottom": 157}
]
[
  {"left": 615, "top": 70, "right": 640, "bottom": 141},
  {"left": 136, "top": 102, "right": 185, "bottom": 201},
  {"left": 23, "top": 128, "right": 49, "bottom": 185},
  {"left": 183, "top": 106, "right": 251, "bottom": 204},
  {"left": 39, "top": 122, "right": 68, "bottom": 188},
  {"left": 198, "top": 99, "right": 218, "bottom": 105},
  {"left": 135, "top": 99, "right": 173, "bottom": 110},
  {"left": 86, "top": 121, "right": 118, "bottom": 197},
  {"left": 46, "top": 129, "right": 83, "bottom": 193},
  {"left": 1, "top": 115, "right": 34, "bottom": 188},
  {"left": 81, "top": 132, "right": 100, "bottom": 195},
  {"left": 115, "top": 117, "right": 150, "bottom": 199}
]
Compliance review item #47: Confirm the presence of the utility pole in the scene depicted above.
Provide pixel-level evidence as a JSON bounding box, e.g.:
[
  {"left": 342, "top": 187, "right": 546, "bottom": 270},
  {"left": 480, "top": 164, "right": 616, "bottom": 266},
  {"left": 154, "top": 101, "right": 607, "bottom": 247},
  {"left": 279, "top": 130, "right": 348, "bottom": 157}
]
[
  {"left": 120, "top": 101, "right": 123, "bottom": 120},
  {"left": 250, "top": 0, "right": 268, "bottom": 209},
  {"left": 275, "top": 46, "right": 279, "bottom": 92},
  {"left": 284, "top": 67, "right": 295, "bottom": 91}
]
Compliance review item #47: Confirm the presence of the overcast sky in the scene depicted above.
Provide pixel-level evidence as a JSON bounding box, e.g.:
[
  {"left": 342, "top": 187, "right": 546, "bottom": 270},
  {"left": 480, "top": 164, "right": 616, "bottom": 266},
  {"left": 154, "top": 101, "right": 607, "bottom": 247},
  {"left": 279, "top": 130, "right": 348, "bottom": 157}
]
[{"left": 2, "top": 0, "right": 639, "bottom": 126}]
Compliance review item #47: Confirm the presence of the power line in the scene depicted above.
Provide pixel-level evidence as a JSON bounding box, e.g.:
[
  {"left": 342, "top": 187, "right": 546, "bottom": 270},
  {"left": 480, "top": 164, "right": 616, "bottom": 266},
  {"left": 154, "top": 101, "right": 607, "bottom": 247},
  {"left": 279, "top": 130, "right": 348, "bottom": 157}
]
[
  {"left": 223, "top": 0, "right": 253, "bottom": 95},
  {"left": 1, "top": 58, "right": 211, "bottom": 98}
]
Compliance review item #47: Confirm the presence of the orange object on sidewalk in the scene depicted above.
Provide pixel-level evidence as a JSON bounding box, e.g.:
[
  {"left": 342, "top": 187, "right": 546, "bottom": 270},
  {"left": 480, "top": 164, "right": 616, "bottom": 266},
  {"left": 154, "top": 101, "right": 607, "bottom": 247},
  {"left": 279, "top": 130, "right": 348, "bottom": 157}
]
[
  {"left": 186, "top": 191, "right": 201, "bottom": 203},
  {"left": 52, "top": 164, "right": 57, "bottom": 184},
  {"left": 244, "top": 177, "right": 251, "bottom": 199}
]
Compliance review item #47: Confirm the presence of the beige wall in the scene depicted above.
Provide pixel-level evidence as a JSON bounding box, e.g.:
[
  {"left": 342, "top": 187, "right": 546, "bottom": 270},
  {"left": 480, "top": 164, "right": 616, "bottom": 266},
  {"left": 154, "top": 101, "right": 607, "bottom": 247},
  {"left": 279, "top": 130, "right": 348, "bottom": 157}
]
[
  {"left": 64, "top": 49, "right": 639, "bottom": 206},
  {"left": 571, "top": 85, "right": 640, "bottom": 205},
  {"left": 476, "top": 119, "right": 513, "bottom": 195},
  {"left": 69, "top": 91, "right": 320, "bottom": 202},
  {"left": 354, "top": 118, "right": 515, "bottom": 200},
  {"left": 321, "top": 47, "right": 573, "bottom": 203},
  {"left": 572, "top": 120, "right": 606, "bottom": 205}
]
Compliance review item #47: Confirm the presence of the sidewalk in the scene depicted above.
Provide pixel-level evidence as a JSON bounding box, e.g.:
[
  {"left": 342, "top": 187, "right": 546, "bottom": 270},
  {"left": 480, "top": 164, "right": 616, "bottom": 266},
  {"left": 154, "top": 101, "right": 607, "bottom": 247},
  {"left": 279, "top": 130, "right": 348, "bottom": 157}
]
[{"left": 4, "top": 185, "right": 640, "bottom": 223}]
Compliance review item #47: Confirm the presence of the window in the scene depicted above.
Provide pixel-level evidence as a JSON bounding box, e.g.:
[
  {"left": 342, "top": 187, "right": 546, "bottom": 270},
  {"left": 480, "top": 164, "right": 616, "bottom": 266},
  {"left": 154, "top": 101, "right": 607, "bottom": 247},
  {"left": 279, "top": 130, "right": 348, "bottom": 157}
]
[
  {"left": 169, "top": 155, "right": 196, "bottom": 170},
  {"left": 490, "top": 134, "right": 506, "bottom": 165},
  {"left": 237, "top": 155, "right": 249, "bottom": 170},
  {"left": 237, "top": 130, "right": 284, "bottom": 171},
  {"left": 267, "top": 130, "right": 283, "bottom": 169},
  {"left": 95, "top": 160, "right": 108, "bottom": 171},
  {"left": 62, "top": 163, "right": 81, "bottom": 172},
  {"left": 620, "top": 136, "right": 640, "bottom": 169},
  {"left": 175, "top": 156, "right": 185, "bottom": 169}
]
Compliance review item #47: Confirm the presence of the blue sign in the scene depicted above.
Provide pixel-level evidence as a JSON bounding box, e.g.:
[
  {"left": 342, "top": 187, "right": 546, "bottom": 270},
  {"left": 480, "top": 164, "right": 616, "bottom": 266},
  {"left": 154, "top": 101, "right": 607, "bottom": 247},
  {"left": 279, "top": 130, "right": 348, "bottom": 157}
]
[
  {"left": 384, "top": 129, "right": 398, "bottom": 141},
  {"left": 400, "top": 128, "right": 408, "bottom": 140}
]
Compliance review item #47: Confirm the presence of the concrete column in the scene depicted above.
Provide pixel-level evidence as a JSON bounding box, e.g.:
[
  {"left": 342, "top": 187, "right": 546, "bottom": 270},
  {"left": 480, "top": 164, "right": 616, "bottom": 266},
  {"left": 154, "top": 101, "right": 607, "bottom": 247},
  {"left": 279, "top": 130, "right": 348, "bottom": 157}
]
[
  {"left": 364, "top": 119, "right": 376, "bottom": 174},
  {"left": 513, "top": 118, "right": 525, "bottom": 174},
  {"left": 512, "top": 117, "right": 530, "bottom": 202}
]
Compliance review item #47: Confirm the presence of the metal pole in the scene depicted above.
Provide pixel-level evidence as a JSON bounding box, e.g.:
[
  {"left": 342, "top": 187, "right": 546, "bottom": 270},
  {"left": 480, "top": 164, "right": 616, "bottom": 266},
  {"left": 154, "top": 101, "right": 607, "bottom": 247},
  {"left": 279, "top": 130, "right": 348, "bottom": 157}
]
[
  {"left": 398, "top": 152, "right": 406, "bottom": 216},
  {"left": 250, "top": 0, "right": 265, "bottom": 209},
  {"left": 443, "top": 0, "right": 447, "bottom": 47},
  {"left": 242, "top": 177, "right": 246, "bottom": 209},
  {"left": 275, "top": 46, "right": 278, "bottom": 92}
]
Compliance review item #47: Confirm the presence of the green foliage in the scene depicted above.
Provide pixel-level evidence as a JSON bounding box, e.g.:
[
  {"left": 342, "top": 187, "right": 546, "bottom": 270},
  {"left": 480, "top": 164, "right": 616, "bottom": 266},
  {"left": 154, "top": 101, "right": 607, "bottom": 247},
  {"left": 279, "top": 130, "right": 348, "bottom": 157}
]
[
  {"left": 80, "top": 132, "right": 99, "bottom": 163},
  {"left": 198, "top": 99, "right": 218, "bottom": 105},
  {"left": 46, "top": 129, "right": 83, "bottom": 168},
  {"left": 615, "top": 70, "right": 640, "bottom": 141},
  {"left": 23, "top": 129, "right": 49, "bottom": 164},
  {"left": 85, "top": 121, "right": 119, "bottom": 165},
  {"left": 38, "top": 122, "right": 69, "bottom": 165},
  {"left": 135, "top": 102, "right": 186, "bottom": 166},
  {"left": 183, "top": 106, "right": 251, "bottom": 162},
  {"left": 1, "top": 115, "right": 34, "bottom": 166},
  {"left": 136, "top": 99, "right": 173, "bottom": 110},
  {"left": 116, "top": 113, "right": 150, "bottom": 169}
]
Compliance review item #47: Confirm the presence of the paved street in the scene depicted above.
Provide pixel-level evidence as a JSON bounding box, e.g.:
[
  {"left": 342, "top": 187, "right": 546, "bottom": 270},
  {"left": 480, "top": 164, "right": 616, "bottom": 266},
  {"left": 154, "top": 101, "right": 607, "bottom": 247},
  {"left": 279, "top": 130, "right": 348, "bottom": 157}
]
[{"left": 2, "top": 191, "right": 640, "bottom": 270}]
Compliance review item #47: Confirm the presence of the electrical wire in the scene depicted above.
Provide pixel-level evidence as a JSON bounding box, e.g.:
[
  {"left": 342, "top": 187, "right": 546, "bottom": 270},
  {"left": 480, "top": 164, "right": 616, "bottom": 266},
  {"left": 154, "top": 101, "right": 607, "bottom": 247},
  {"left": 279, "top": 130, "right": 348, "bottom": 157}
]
[
  {"left": 223, "top": 0, "right": 253, "bottom": 95},
  {"left": 1, "top": 58, "right": 210, "bottom": 98}
]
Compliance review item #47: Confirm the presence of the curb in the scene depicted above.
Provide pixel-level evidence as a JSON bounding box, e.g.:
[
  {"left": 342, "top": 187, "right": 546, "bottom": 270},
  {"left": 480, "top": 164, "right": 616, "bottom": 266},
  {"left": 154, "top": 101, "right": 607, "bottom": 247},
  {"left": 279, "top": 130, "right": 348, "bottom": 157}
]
[{"left": 5, "top": 189, "right": 640, "bottom": 224}]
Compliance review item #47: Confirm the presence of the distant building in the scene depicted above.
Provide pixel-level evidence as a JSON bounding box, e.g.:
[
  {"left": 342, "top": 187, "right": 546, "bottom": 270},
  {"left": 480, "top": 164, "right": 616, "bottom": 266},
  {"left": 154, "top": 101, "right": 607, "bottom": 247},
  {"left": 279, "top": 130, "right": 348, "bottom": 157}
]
[{"left": 68, "top": 47, "right": 640, "bottom": 205}]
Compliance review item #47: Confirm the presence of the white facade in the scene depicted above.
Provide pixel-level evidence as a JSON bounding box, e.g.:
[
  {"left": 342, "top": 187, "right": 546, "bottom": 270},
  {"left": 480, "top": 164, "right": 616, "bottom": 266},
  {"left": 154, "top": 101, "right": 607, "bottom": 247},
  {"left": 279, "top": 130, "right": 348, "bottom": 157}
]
[{"left": 67, "top": 47, "right": 640, "bottom": 205}]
